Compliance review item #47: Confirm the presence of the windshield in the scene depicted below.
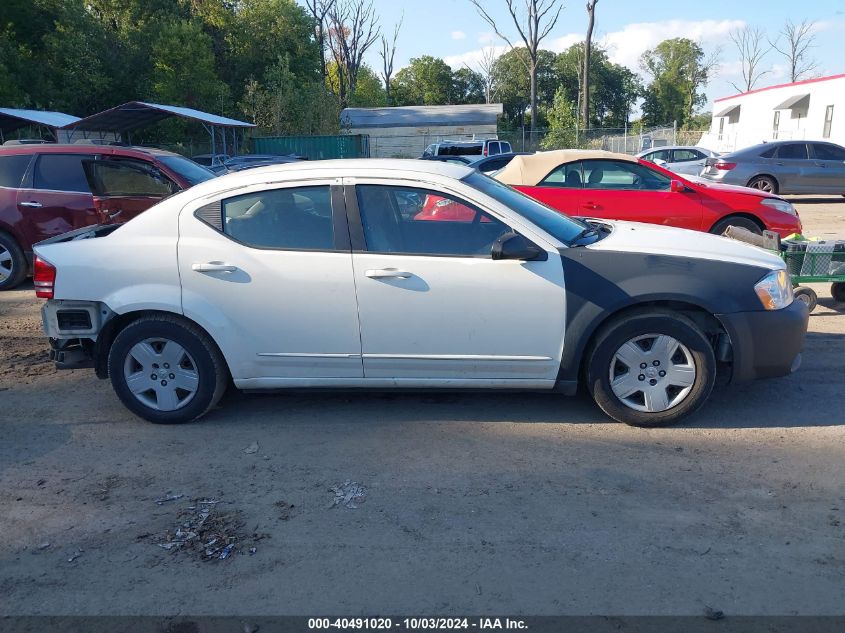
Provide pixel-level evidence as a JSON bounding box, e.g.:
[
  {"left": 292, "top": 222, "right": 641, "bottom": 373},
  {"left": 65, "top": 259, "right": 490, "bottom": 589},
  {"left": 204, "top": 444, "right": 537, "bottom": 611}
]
[
  {"left": 465, "top": 171, "right": 589, "bottom": 245},
  {"left": 159, "top": 155, "right": 216, "bottom": 186}
]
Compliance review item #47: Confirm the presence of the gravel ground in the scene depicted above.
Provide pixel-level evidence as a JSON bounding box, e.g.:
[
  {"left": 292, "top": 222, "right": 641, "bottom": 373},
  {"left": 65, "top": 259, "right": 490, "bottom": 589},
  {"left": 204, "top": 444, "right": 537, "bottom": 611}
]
[{"left": 0, "top": 198, "right": 843, "bottom": 616}]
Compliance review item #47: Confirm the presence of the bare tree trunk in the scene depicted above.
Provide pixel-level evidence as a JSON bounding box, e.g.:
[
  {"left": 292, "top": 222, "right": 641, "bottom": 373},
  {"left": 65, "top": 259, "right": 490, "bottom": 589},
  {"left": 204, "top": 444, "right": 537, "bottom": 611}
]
[
  {"left": 469, "top": 0, "right": 563, "bottom": 132},
  {"left": 580, "top": 0, "right": 598, "bottom": 130},
  {"left": 729, "top": 26, "right": 770, "bottom": 92},
  {"left": 769, "top": 19, "right": 818, "bottom": 82},
  {"left": 304, "top": 0, "right": 337, "bottom": 81},
  {"left": 327, "top": 0, "right": 381, "bottom": 109},
  {"left": 380, "top": 15, "right": 402, "bottom": 105}
]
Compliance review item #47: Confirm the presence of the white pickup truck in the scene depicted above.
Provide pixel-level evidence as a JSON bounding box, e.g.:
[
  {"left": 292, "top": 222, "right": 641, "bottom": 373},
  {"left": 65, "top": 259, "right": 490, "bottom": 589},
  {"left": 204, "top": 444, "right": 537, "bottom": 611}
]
[{"left": 34, "top": 160, "right": 808, "bottom": 426}]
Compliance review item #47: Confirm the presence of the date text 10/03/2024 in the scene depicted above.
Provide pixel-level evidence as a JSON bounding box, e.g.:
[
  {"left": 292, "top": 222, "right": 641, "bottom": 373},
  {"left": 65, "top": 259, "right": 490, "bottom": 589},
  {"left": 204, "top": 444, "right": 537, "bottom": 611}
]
[{"left": 308, "top": 618, "right": 529, "bottom": 630}]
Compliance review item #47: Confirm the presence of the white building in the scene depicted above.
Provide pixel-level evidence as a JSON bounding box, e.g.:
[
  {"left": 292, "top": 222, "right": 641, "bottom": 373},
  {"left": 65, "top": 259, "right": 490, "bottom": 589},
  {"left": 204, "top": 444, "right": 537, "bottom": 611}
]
[
  {"left": 699, "top": 73, "right": 845, "bottom": 153},
  {"left": 341, "top": 104, "right": 503, "bottom": 158}
]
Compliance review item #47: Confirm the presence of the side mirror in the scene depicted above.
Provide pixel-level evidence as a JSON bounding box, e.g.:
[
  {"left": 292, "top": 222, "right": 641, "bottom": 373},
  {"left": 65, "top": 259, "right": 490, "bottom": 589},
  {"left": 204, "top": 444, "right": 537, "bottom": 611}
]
[
  {"left": 653, "top": 158, "right": 668, "bottom": 167},
  {"left": 492, "top": 232, "right": 547, "bottom": 261},
  {"left": 670, "top": 179, "right": 686, "bottom": 193}
]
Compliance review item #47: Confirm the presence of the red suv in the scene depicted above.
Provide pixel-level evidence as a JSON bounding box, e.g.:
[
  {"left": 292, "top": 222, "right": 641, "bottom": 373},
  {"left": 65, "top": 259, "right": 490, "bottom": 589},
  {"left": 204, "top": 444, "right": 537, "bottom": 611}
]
[{"left": 0, "top": 144, "right": 213, "bottom": 289}]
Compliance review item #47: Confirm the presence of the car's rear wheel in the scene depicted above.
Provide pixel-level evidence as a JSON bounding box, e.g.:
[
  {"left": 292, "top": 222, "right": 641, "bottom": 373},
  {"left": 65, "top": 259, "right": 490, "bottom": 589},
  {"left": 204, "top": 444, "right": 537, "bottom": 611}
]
[
  {"left": 747, "top": 175, "right": 778, "bottom": 194},
  {"left": 586, "top": 310, "right": 716, "bottom": 427},
  {"left": 0, "top": 232, "right": 27, "bottom": 291},
  {"left": 108, "top": 315, "right": 227, "bottom": 424},
  {"left": 832, "top": 282, "right": 845, "bottom": 303},
  {"left": 710, "top": 215, "right": 763, "bottom": 236}
]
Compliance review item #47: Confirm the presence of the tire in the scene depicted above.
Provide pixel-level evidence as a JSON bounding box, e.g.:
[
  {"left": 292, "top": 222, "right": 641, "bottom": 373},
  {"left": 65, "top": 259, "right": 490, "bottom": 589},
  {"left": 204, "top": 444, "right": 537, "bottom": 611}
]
[
  {"left": 710, "top": 215, "right": 763, "bottom": 236},
  {"left": 794, "top": 286, "right": 818, "bottom": 312},
  {"left": 0, "top": 231, "right": 27, "bottom": 291},
  {"left": 586, "top": 309, "right": 716, "bottom": 427},
  {"left": 832, "top": 282, "right": 845, "bottom": 303},
  {"left": 108, "top": 315, "right": 227, "bottom": 424},
  {"left": 747, "top": 175, "right": 778, "bottom": 194}
]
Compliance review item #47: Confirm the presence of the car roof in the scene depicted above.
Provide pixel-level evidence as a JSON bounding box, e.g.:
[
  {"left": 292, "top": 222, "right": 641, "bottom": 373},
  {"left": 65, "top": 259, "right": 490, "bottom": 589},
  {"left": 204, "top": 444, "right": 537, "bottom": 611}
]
[
  {"left": 638, "top": 145, "right": 710, "bottom": 154},
  {"left": 495, "top": 149, "right": 637, "bottom": 186},
  {"left": 0, "top": 143, "right": 182, "bottom": 159}
]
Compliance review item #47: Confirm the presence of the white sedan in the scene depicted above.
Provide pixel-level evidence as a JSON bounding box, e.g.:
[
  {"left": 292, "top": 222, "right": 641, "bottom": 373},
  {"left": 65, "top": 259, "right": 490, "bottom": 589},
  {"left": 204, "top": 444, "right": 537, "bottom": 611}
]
[{"left": 35, "top": 160, "right": 807, "bottom": 426}]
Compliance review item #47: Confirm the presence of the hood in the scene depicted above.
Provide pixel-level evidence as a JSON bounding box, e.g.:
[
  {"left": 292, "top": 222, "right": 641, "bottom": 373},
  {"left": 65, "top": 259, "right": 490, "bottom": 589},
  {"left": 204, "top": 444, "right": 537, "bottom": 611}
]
[{"left": 587, "top": 220, "right": 785, "bottom": 270}]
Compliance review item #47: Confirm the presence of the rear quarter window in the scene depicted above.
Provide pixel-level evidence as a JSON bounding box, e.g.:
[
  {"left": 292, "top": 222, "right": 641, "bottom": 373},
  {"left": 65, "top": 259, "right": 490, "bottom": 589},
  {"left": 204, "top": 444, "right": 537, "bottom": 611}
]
[{"left": 0, "top": 154, "right": 32, "bottom": 188}]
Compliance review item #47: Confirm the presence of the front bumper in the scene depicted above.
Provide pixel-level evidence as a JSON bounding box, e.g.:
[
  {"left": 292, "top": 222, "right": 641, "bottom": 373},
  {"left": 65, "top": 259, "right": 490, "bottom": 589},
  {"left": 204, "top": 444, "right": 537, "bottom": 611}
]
[{"left": 717, "top": 299, "right": 809, "bottom": 383}]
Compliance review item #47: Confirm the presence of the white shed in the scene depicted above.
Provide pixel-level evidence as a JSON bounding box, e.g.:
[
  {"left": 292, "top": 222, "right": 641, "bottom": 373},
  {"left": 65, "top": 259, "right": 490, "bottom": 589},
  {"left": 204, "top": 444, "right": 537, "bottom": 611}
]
[
  {"left": 341, "top": 104, "right": 504, "bottom": 158},
  {"left": 699, "top": 73, "right": 845, "bottom": 153}
]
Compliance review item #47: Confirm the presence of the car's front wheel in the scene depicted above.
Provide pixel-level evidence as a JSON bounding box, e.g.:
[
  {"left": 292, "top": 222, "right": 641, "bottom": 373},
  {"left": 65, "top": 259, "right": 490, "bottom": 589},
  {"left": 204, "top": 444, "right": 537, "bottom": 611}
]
[
  {"left": 586, "top": 309, "right": 717, "bottom": 427},
  {"left": 108, "top": 315, "right": 227, "bottom": 424}
]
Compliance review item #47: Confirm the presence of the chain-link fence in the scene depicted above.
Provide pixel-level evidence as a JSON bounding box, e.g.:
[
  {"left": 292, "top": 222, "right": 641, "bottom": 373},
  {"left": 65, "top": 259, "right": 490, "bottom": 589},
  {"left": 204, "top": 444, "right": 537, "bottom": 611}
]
[{"left": 500, "top": 125, "right": 710, "bottom": 155}]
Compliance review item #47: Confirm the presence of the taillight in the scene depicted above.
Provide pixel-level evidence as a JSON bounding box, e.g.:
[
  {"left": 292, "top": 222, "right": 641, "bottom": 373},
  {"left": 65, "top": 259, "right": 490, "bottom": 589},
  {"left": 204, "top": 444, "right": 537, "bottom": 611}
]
[
  {"left": 714, "top": 161, "right": 737, "bottom": 170},
  {"left": 33, "top": 256, "right": 56, "bottom": 299}
]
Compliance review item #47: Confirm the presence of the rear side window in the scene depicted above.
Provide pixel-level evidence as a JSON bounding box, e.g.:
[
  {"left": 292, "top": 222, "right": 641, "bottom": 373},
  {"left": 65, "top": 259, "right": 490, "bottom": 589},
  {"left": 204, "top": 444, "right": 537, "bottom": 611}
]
[
  {"left": 673, "top": 149, "right": 703, "bottom": 161},
  {"left": 776, "top": 143, "right": 809, "bottom": 160},
  {"left": 33, "top": 154, "right": 92, "bottom": 192},
  {"left": 500, "top": 141, "right": 512, "bottom": 153},
  {"left": 222, "top": 185, "right": 335, "bottom": 251},
  {"left": 759, "top": 146, "right": 777, "bottom": 158},
  {"left": 812, "top": 143, "right": 845, "bottom": 161},
  {"left": 438, "top": 143, "right": 483, "bottom": 156},
  {"left": 541, "top": 163, "right": 583, "bottom": 188},
  {"left": 0, "top": 154, "right": 31, "bottom": 188}
]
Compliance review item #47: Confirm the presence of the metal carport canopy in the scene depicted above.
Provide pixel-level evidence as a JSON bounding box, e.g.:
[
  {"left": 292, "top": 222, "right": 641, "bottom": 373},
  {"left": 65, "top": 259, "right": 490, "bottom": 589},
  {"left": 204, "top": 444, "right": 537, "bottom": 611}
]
[
  {"left": 0, "top": 108, "right": 81, "bottom": 135},
  {"left": 61, "top": 101, "right": 255, "bottom": 132}
]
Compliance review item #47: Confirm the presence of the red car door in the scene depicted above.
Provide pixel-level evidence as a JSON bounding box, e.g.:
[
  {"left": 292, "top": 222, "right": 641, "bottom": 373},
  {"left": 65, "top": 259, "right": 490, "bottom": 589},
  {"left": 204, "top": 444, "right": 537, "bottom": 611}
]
[
  {"left": 577, "top": 159, "right": 703, "bottom": 230},
  {"left": 81, "top": 159, "right": 178, "bottom": 224},
  {"left": 513, "top": 161, "right": 584, "bottom": 217},
  {"left": 16, "top": 153, "right": 99, "bottom": 246}
]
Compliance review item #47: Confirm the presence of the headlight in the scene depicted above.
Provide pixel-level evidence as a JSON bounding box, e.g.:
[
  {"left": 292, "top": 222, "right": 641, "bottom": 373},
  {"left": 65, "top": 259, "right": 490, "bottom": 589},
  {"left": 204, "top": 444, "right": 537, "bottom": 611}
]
[
  {"left": 760, "top": 198, "right": 797, "bottom": 216},
  {"left": 754, "top": 269, "right": 793, "bottom": 310}
]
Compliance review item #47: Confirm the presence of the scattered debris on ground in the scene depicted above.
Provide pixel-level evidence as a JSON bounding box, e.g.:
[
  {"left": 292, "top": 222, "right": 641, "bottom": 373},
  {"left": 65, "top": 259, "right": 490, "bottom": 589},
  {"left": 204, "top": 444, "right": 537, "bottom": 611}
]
[
  {"left": 243, "top": 441, "right": 259, "bottom": 454},
  {"left": 329, "top": 481, "right": 367, "bottom": 509},
  {"left": 154, "top": 493, "right": 185, "bottom": 505},
  {"left": 145, "top": 499, "right": 267, "bottom": 561},
  {"left": 704, "top": 606, "right": 725, "bottom": 621},
  {"left": 67, "top": 550, "right": 83, "bottom": 563},
  {"left": 274, "top": 500, "right": 296, "bottom": 521}
]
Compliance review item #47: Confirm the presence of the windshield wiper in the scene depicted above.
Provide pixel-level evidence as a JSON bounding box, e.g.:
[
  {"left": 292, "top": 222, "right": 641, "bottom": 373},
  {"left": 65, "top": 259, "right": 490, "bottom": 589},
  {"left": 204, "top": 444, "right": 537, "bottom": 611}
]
[{"left": 569, "top": 226, "right": 600, "bottom": 246}]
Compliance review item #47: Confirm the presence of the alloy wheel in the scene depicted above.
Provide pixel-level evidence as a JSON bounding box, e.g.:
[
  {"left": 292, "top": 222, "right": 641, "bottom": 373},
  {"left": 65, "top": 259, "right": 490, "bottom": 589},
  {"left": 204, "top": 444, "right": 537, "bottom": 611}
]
[{"left": 0, "top": 245, "right": 13, "bottom": 283}]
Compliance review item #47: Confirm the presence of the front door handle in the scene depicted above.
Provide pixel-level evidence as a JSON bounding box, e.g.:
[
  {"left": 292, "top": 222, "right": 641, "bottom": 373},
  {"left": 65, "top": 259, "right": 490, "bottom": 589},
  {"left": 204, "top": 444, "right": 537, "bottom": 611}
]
[
  {"left": 19, "top": 201, "right": 42, "bottom": 208},
  {"left": 582, "top": 202, "right": 600, "bottom": 210},
  {"left": 365, "top": 268, "right": 412, "bottom": 279},
  {"left": 192, "top": 262, "right": 238, "bottom": 273}
]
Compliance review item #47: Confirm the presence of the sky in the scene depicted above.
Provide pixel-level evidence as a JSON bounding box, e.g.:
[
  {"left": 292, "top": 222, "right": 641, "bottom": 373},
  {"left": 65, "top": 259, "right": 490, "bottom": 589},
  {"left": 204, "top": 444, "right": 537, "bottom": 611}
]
[{"left": 348, "top": 0, "right": 845, "bottom": 112}]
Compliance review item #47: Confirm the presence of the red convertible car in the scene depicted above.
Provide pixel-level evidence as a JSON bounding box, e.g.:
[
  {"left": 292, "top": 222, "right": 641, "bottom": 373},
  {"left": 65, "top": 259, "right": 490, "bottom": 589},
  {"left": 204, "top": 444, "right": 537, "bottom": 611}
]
[{"left": 421, "top": 150, "right": 802, "bottom": 237}]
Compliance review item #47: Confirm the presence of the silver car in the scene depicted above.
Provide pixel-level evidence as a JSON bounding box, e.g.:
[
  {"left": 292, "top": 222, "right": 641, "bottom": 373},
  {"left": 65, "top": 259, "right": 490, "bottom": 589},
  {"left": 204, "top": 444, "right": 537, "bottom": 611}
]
[
  {"left": 700, "top": 140, "right": 845, "bottom": 195},
  {"left": 637, "top": 146, "right": 719, "bottom": 176}
]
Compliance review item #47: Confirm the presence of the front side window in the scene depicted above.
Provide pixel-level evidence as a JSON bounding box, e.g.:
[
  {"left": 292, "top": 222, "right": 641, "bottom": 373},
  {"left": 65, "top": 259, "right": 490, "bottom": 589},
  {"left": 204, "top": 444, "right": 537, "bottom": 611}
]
[
  {"left": 581, "top": 160, "right": 671, "bottom": 191},
  {"left": 34, "top": 154, "right": 92, "bottom": 193},
  {"left": 812, "top": 143, "right": 845, "bottom": 161},
  {"left": 356, "top": 184, "right": 511, "bottom": 257},
  {"left": 222, "top": 185, "right": 334, "bottom": 250},
  {"left": 777, "top": 143, "right": 809, "bottom": 160},
  {"left": 0, "top": 154, "right": 32, "bottom": 188},
  {"left": 500, "top": 141, "right": 512, "bottom": 153},
  {"left": 158, "top": 155, "right": 215, "bottom": 186}
]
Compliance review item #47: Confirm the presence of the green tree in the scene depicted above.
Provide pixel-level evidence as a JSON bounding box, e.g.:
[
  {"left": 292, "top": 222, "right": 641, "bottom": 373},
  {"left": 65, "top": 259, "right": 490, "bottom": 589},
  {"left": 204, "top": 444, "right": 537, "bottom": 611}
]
[
  {"left": 491, "top": 48, "right": 556, "bottom": 128},
  {"left": 451, "top": 67, "right": 485, "bottom": 104},
  {"left": 150, "top": 20, "right": 228, "bottom": 110},
  {"left": 555, "top": 44, "right": 642, "bottom": 128},
  {"left": 327, "top": 62, "right": 386, "bottom": 107},
  {"left": 392, "top": 56, "right": 454, "bottom": 105},
  {"left": 541, "top": 87, "right": 578, "bottom": 149},
  {"left": 240, "top": 55, "right": 339, "bottom": 135},
  {"left": 640, "top": 38, "right": 717, "bottom": 127}
]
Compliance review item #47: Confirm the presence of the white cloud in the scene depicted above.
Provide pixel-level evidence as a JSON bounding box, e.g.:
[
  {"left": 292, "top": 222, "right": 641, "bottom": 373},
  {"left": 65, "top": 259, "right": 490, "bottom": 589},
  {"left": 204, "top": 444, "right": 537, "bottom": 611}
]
[
  {"left": 446, "top": 18, "right": 746, "bottom": 74},
  {"left": 444, "top": 45, "right": 510, "bottom": 70},
  {"left": 451, "top": 30, "right": 466, "bottom": 41}
]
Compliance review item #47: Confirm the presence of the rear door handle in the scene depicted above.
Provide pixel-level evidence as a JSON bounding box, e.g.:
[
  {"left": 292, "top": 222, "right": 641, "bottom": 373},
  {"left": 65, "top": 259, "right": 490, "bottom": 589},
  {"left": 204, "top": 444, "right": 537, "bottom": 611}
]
[
  {"left": 19, "top": 201, "right": 42, "bottom": 208},
  {"left": 365, "top": 268, "right": 412, "bottom": 279},
  {"left": 192, "top": 262, "right": 238, "bottom": 273}
]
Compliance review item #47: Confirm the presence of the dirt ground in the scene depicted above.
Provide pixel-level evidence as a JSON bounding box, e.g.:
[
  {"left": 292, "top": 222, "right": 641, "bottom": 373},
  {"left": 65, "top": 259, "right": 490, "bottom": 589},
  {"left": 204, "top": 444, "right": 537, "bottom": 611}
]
[{"left": 1, "top": 198, "right": 844, "bottom": 617}]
